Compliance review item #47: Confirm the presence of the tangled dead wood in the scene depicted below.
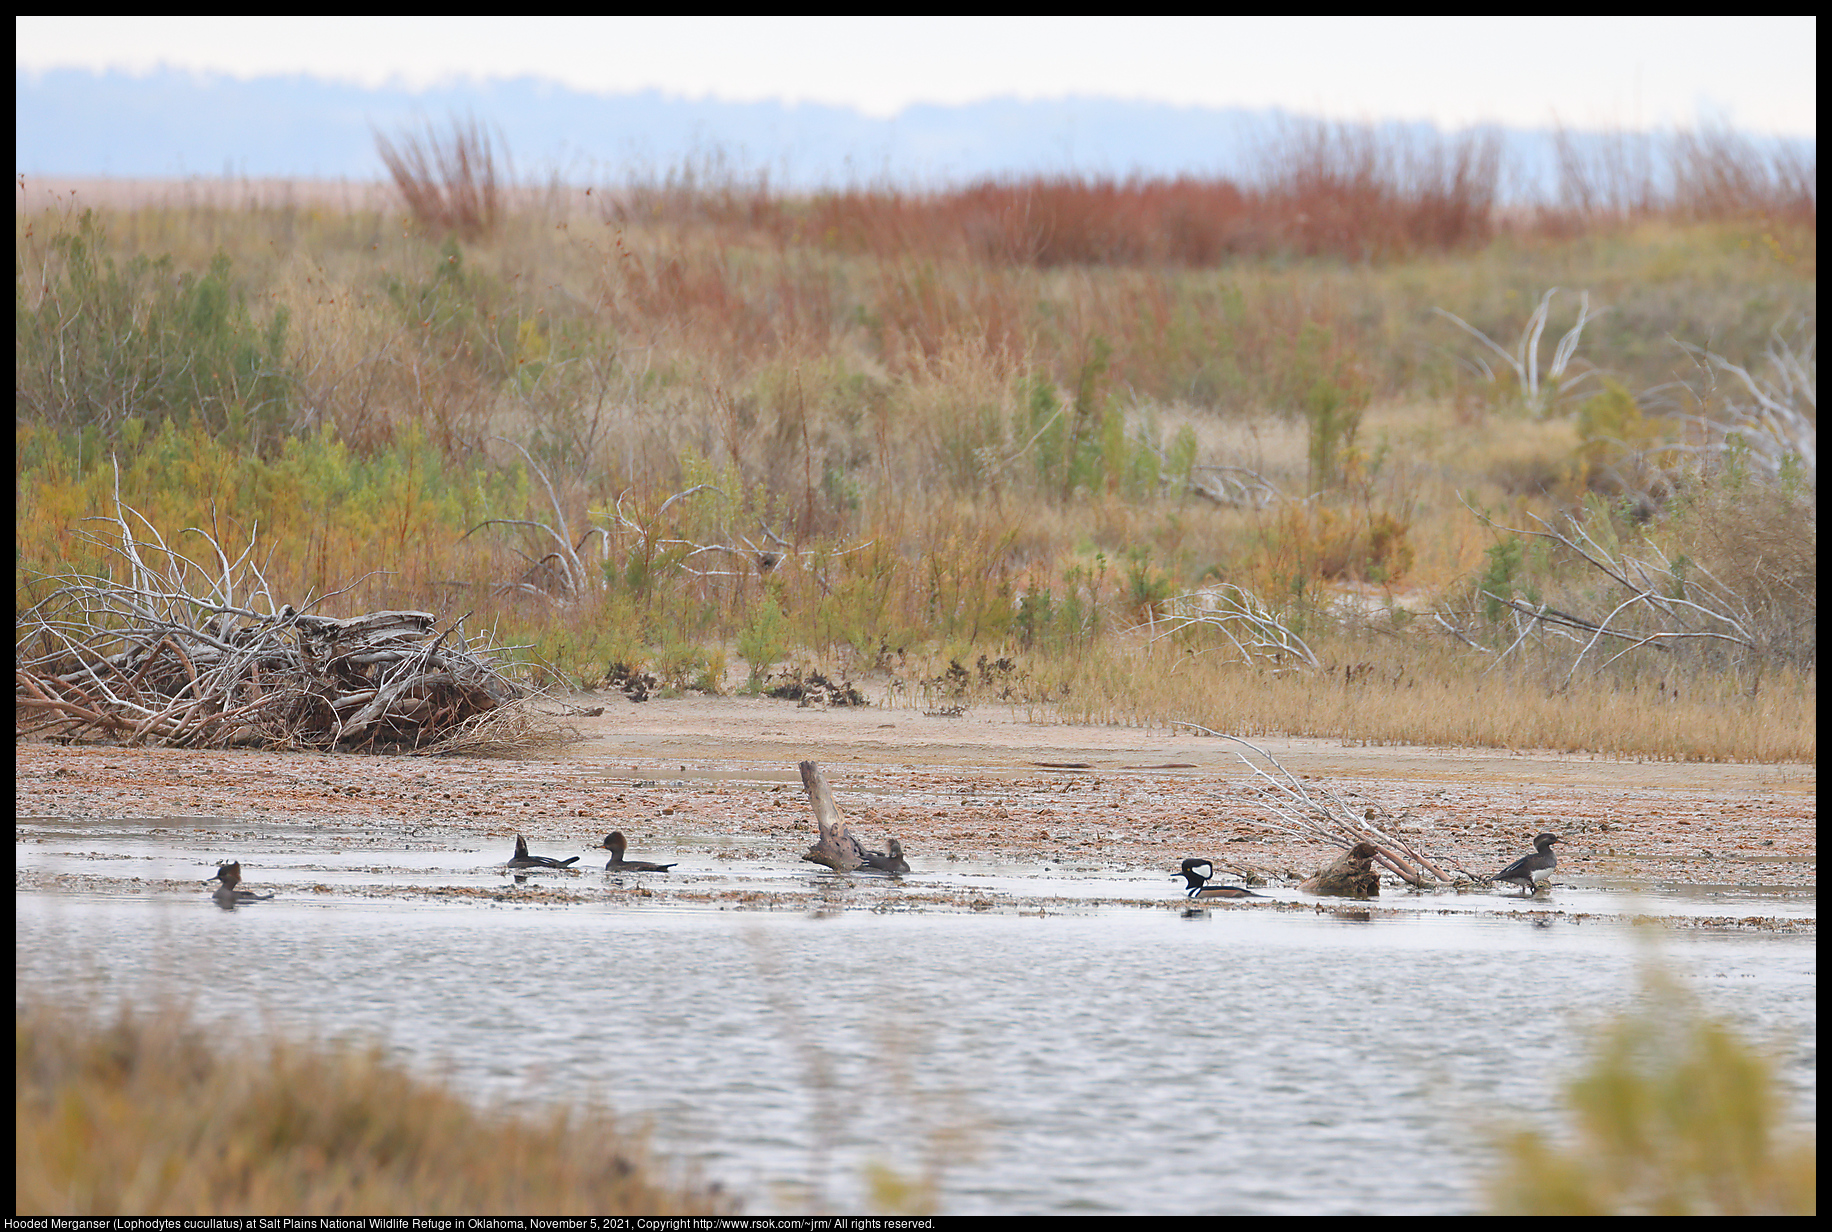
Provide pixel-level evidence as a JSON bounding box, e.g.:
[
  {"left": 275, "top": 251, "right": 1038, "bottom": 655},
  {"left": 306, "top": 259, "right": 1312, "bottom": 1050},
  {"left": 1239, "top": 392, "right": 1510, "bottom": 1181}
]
[
  {"left": 1173, "top": 725, "right": 1466, "bottom": 889},
  {"left": 1148, "top": 583, "right": 1320, "bottom": 673},
  {"left": 1445, "top": 498, "right": 1808, "bottom": 680},
  {"left": 17, "top": 493, "right": 552, "bottom": 753}
]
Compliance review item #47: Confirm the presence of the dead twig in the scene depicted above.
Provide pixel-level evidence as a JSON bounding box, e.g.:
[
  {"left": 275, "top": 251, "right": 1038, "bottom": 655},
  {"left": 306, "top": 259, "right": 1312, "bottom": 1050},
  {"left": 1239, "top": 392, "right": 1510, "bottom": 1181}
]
[{"left": 1148, "top": 584, "right": 1320, "bottom": 673}]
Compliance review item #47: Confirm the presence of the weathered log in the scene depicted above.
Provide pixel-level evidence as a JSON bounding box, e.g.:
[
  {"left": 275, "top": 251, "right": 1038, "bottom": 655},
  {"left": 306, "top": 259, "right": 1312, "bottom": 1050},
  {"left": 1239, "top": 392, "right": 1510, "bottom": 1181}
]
[
  {"left": 799, "top": 760, "right": 863, "bottom": 871},
  {"left": 797, "top": 761, "right": 912, "bottom": 875},
  {"left": 1299, "top": 841, "right": 1381, "bottom": 898}
]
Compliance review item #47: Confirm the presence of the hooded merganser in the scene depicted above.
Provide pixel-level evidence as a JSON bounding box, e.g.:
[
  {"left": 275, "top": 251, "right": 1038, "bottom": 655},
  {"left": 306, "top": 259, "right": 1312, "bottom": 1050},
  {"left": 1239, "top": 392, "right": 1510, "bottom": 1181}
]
[
  {"left": 509, "top": 835, "right": 581, "bottom": 869},
  {"left": 598, "top": 831, "right": 677, "bottom": 873},
  {"left": 205, "top": 861, "right": 275, "bottom": 908},
  {"left": 1494, "top": 833, "right": 1560, "bottom": 896},
  {"left": 1177, "top": 858, "right": 1266, "bottom": 899},
  {"left": 857, "top": 837, "right": 911, "bottom": 875}
]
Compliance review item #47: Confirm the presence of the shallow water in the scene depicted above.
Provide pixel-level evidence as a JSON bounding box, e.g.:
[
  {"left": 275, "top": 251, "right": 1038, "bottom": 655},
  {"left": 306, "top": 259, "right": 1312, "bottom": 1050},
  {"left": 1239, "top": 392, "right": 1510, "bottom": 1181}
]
[{"left": 14, "top": 844, "right": 1818, "bottom": 1214}]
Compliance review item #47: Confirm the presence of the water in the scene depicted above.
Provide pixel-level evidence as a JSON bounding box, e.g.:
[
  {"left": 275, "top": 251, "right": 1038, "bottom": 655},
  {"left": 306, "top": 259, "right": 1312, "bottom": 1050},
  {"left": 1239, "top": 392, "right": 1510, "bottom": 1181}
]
[{"left": 14, "top": 882, "right": 1817, "bottom": 1214}]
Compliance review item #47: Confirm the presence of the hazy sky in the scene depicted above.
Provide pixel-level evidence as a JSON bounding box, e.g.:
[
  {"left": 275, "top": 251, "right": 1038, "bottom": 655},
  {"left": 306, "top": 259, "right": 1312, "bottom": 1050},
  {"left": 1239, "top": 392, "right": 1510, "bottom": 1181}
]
[{"left": 15, "top": 15, "right": 1818, "bottom": 135}]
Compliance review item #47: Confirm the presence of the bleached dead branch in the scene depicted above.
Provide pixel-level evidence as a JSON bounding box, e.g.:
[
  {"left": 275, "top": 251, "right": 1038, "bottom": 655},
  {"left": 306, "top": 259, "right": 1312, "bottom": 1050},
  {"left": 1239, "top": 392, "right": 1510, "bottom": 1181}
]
[
  {"left": 1148, "top": 584, "right": 1320, "bottom": 673},
  {"left": 1172, "top": 725, "right": 1460, "bottom": 888},
  {"left": 464, "top": 445, "right": 873, "bottom": 601},
  {"left": 1187, "top": 465, "right": 1288, "bottom": 510},
  {"left": 458, "top": 437, "right": 600, "bottom": 601},
  {"left": 1674, "top": 325, "right": 1816, "bottom": 494},
  {"left": 1448, "top": 498, "right": 1801, "bottom": 679},
  {"left": 1434, "top": 288, "right": 1604, "bottom": 415}
]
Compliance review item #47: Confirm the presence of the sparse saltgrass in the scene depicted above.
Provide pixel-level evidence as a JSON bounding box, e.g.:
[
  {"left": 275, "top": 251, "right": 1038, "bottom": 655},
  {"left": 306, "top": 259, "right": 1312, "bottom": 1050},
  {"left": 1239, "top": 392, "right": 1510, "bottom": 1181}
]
[{"left": 14, "top": 997, "right": 730, "bottom": 1215}]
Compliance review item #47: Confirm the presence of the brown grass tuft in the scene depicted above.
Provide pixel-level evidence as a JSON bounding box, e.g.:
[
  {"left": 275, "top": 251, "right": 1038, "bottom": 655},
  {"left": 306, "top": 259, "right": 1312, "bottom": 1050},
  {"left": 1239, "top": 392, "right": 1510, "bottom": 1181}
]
[
  {"left": 15, "top": 998, "right": 731, "bottom": 1215},
  {"left": 376, "top": 114, "right": 508, "bottom": 240}
]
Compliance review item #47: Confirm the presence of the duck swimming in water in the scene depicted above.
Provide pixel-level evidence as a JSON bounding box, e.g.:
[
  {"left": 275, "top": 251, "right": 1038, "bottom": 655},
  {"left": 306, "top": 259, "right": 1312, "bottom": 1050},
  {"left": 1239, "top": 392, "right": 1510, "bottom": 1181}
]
[
  {"left": 205, "top": 861, "right": 275, "bottom": 909},
  {"left": 1177, "top": 858, "right": 1266, "bottom": 899},
  {"left": 508, "top": 835, "right": 580, "bottom": 869},
  {"left": 599, "top": 831, "right": 677, "bottom": 873},
  {"left": 857, "top": 837, "right": 911, "bottom": 875}
]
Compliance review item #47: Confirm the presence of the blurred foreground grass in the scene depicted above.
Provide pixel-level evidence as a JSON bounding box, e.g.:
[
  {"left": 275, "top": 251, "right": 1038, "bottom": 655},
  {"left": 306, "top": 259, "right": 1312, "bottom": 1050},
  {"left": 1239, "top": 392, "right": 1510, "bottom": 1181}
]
[
  {"left": 14, "top": 998, "right": 732, "bottom": 1215},
  {"left": 1489, "top": 975, "right": 1815, "bottom": 1215}
]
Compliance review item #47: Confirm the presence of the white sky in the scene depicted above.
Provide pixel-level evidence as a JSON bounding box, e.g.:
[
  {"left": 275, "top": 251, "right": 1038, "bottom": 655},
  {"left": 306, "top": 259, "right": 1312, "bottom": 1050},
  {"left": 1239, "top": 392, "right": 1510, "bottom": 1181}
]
[{"left": 16, "top": 15, "right": 1818, "bottom": 136}]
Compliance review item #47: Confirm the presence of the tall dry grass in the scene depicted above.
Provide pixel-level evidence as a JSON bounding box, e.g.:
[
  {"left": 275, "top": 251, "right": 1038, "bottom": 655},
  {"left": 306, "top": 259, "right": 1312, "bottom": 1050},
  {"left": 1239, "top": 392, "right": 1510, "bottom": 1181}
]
[
  {"left": 1547, "top": 124, "right": 1816, "bottom": 232},
  {"left": 1010, "top": 631, "right": 1815, "bottom": 764},
  {"left": 376, "top": 113, "right": 508, "bottom": 240}
]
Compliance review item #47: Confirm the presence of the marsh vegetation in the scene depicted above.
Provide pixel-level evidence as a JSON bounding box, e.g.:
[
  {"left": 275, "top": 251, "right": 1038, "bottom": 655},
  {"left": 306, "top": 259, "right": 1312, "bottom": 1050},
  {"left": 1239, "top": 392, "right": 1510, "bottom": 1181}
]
[{"left": 14, "top": 121, "right": 1815, "bottom": 761}]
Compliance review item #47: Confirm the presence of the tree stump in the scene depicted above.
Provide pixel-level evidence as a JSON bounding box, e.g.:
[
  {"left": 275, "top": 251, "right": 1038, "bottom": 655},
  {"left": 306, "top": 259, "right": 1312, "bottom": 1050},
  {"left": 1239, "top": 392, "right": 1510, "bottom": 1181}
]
[
  {"left": 1299, "top": 841, "right": 1381, "bottom": 898},
  {"left": 799, "top": 760, "right": 863, "bottom": 871}
]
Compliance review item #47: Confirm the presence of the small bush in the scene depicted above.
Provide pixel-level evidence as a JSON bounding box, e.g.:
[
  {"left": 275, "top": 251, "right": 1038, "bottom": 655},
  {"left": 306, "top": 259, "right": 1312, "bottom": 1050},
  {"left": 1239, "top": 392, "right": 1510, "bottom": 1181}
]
[{"left": 737, "top": 596, "right": 791, "bottom": 689}]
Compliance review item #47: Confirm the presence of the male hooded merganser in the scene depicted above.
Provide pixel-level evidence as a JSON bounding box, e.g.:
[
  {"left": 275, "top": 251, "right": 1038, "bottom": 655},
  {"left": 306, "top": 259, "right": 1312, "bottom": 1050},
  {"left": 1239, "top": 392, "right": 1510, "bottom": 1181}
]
[
  {"left": 509, "top": 835, "right": 581, "bottom": 869},
  {"left": 599, "top": 831, "right": 677, "bottom": 873},
  {"left": 205, "top": 861, "right": 275, "bottom": 908},
  {"left": 1494, "top": 833, "right": 1560, "bottom": 896},
  {"left": 1177, "top": 857, "right": 1266, "bottom": 899},
  {"left": 857, "top": 837, "right": 911, "bottom": 875}
]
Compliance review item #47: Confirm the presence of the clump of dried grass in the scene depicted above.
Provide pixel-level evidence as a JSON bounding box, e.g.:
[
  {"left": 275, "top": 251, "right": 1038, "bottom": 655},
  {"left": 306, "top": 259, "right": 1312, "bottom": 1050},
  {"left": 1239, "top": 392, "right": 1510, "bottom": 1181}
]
[
  {"left": 15, "top": 998, "right": 730, "bottom": 1216},
  {"left": 413, "top": 695, "right": 589, "bottom": 757},
  {"left": 376, "top": 114, "right": 507, "bottom": 240}
]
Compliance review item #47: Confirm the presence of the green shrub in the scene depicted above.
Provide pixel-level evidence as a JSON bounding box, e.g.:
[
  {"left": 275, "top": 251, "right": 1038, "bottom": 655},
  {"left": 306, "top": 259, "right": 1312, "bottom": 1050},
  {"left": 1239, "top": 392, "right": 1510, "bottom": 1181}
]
[
  {"left": 17, "top": 212, "right": 294, "bottom": 451},
  {"left": 737, "top": 596, "right": 791, "bottom": 689}
]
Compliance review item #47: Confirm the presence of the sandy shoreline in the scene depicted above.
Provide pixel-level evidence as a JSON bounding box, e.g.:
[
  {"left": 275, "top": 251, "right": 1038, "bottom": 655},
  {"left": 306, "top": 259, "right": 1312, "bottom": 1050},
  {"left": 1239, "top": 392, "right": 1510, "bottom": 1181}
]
[{"left": 15, "top": 694, "right": 1815, "bottom": 924}]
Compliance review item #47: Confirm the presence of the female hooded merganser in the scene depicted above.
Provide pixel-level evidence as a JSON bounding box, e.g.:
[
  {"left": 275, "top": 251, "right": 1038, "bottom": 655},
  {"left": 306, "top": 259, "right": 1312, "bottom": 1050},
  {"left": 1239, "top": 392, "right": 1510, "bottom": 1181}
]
[
  {"left": 599, "top": 831, "right": 676, "bottom": 873},
  {"left": 857, "top": 837, "right": 911, "bottom": 875},
  {"left": 205, "top": 861, "right": 275, "bottom": 908},
  {"left": 509, "top": 835, "right": 581, "bottom": 869},
  {"left": 1494, "top": 833, "right": 1560, "bottom": 896},
  {"left": 1178, "top": 858, "right": 1266, "bottom": 899}
]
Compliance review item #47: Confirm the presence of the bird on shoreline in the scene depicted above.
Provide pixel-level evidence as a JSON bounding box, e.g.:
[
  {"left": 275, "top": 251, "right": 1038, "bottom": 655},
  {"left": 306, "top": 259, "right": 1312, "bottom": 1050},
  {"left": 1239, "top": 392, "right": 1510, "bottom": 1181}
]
[
  {"left": 509, "top": 835, "right": 580, "bottom": 869},
  {"left": 1494, "top": 833, "right": 1561, "bottom": 896},
  {"left": 205, "top": 861, "right": 275, "bottom": 908},
  {"left": 1177, "top": 858, "right": 1266, "bottom": 899},
  {"left": 599, "top": 831, "right": 677, "bottom": 873}
]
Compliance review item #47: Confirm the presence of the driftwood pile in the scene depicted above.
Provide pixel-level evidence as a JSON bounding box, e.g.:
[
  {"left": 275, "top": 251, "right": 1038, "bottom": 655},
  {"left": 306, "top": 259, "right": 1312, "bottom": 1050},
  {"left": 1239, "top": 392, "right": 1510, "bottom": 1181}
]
[
  {"left": 17, "top": 497, "right": 532, "bottom": 752},
  {"left": 18, "top": 600, "right": 526, "bottom": 752},
  {"left": 1175, "top": 724, "right": 1468, "bottom": 892}
]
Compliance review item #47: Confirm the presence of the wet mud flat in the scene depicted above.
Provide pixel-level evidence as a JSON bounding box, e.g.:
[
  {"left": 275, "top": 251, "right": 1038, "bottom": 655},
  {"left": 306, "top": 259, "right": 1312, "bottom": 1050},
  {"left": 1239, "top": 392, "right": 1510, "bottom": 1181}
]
[{"left": 14, "top": 694, "right": 1816, "bottom": 925}]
